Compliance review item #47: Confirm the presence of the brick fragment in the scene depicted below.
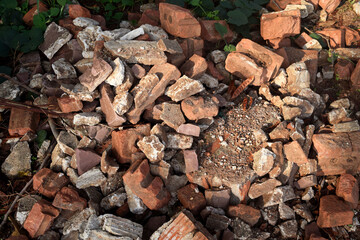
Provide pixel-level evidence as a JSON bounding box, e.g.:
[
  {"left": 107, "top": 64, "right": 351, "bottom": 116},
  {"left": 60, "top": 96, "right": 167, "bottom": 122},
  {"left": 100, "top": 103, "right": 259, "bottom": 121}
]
[
  {"left": 316, "top": 28, "right": 345, "bottom": 48},
  {"left": 68, "top": 4, "right": 91, "bottom": 19},
  {"left": 336, "top": 174, "right": 359, "bottom": 208},
  {"left": 23, "top": 200, "right": 60, "bottom": 238},
  {"left": 99, "top": 83, "right": 126, "bottom": 127},
  {"left": 177, "top": 184, "right": 206, "bottom": 215},
  {"left": 319, "top": 0, "right": 341, "bottom": 13},
  {"left": 159, "top": 3, "right": 201, "bottom": 38},
  {"left": 76, "top": 148, "right": 101, "bottom": 175},
  {"left": 180, "top": 54, "right": 207, "bottom": 79},
  {"left": 33, "top": 168, "right": 69, "bottom": 198},
  {"left": 8, "top": 108, "right": 40, "bottom": 136},
  {"left": 227, "top": 204, "right": 261, "bottom": 226},
  {"left": 22, "top": 2, "right": 48, "bottom": 26},
  {"left": 52, "top": 186, "right": 87, "bottom": 211},
  {"left": 317, "top": 195, "right": 354, "bottom": 228},
  {"left": 205, "top": 189, "right": 231, "bottom": 209},
  {"left": 199, "top": 20, "right": 233, "bottom": 42},
  {"left": 351, "top": 60, "right": 360, "bottom": 88},
  {"left": 57, "top": 95, "right": 83, "bottom": 113},
  {"left": 283, "top": 141, "right": 308, "bottom": 165},
  {"left": 183, "top": 150, "right": 198, "bottom": 173},
  {"left": 123, "top": 159, "right": 170, "bottom": 210}
]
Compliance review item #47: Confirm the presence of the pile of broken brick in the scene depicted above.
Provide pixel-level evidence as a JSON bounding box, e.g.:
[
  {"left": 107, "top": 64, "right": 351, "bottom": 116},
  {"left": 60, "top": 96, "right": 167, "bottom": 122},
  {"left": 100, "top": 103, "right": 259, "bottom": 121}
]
[{"left": 1, "top": 0, "right": 360, "bottom": 239}]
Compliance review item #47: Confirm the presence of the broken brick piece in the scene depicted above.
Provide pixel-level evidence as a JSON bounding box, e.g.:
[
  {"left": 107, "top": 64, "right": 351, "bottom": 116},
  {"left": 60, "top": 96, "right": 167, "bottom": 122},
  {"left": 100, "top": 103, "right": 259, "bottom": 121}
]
[
  {"left": 177, "top": 184, "right": 206, "bottom": 215},
  {"left": 260, "top": 10, "right": 301, "bottom": 40},
  {"left": 99, "top": 83, "right": 126, "bottom": 127},
  {"left": 181, "top": 96, "right": 219, "bottom": 120},
  {"left": 76, "top": 148, "right": 101, "bottom": 175},
  {"left": 123, "top": 159, "right": 170, "bottom": 210},
  {"left": 79, "top": 58, "right": 113, "bottom": 92},
  {"left": 283, "top": 141, "right": 308, "bottom": 165},
  {"left": 8, "top": 108, "right": 40, "bottom": 136},
  {"left": 180, "top": 54, "right": 208, "bottom": 79},
  {"left": 316, "top": 28, "right": 345, "bottom": 48},
  {"left": 179, "top": 38, "right": 204, "bottom": 59},
  {"left": 319, "top": 0, "right": 341, "bottom": 14},
  {"left": 268, "top": 37, "right": 291, "bottom": 49},
  {"left": 22, "top": 2, "right": 48, "bottom": 26},
  {"left": 33, "top": 168, "right": 69, "bottom": 198},
  {"left": 317, "top": 195, "right": 353, "bottom": 228},
  {"left": 68, "top": 4, "right": 91, "bottom": 19},
  {"left": 159, "top": 3, "right": 201, "bottom": 38},
  {"left": 267, "top": 0, "right": 301, "bottom": 11},
  {"left": 52, "top": 186, "right": 87, "bottom": 211},
  {"left": 336, "top": 174, "right": 359, "bottom": 209},
  {"left": 23, "top": 200, "right": 60, "bottom": 238},
  {"left": 112, "top": 124, "right": 150, "bottom": 164},
  {"left": 183, "top": 150, "right": 199, "bottom": 173},
  {"left": 351, "top": 60, "right": 360, "bottom": 88},
  {"left": 227, "top": 204, "right": 261, "bottom": 226},
  {"left": 138, "top": 8, "right": 160, "bottom": 26},
  {"left": 199, "top": 20, "right": 233, "bottom": 43},
  {"left": 57, "top": 95, "right": 83, "bottom": 113}
]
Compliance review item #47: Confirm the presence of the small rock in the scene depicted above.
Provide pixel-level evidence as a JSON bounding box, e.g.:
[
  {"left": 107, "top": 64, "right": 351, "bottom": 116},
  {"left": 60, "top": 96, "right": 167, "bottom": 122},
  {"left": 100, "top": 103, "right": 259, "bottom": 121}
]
[
  {"left": 328, "top": 107, "right": 348, "bottom": 124},
  {"left": 160, "top": 102, "right": 185, "bottom": 130},
  {"left": 330, "top": 98, "right": 351, "bottom": 109},
  {"left": 166, "top": 133, "right": 193, "bottom": 149},
  {"left": 197, "top": 73, "right": 219, "bottom": 88},
  {"left": 101, "top": 214, "right": 143, "bottom": 238},
  {"left": 248, "top": 179, "right": 282, "bottom": 199},
  {"left": 181, "top": 96, "right": 219, "bottom": 120},
  {"left": 73, "top": 112, "right": 102, "bottom": 126},
  {"left": 210, "top": 50, "right": 226, "bottom": 63},
  {"left": 301, "top": 187, "right": 315, "bottom": 201},
  {"left": 100, "top": 149, "right": 119, "bottom": 176},
  {"left": 79, "top": 57, "right": 113, "bottom": 92},
  {"left": 227, "top": 204, "right": 261, "bottom": 226},
  {"left": 124, "top": 184, "right": 147, "bottom": 214},
  {"left": 282, "top": 96, "right": 314, "bottom": 119},
  {"left": 261, "top": 206, "right": 279, "bottom": 226},
  {"left": 140, "top": 24, "right": 169, "bottom": 41},
  {"left": 166, "top": 75, "right": 204, "bottom": 102},
  {"left": 295, "top": 175, "right": 317, "bottom": 189},
  {"left": 120, "top": 27, "right": 145, "bottom": 40},
  {"left": 100, "top": 188, "right": 127, "bottom": 210},
  {"left": 176, "top": 123, "right": 200, "bottom": 137},
  {"left": 261, "top": 186, "right": 297, "bottom": 207},
  {"left": 293, "top": 203, "right": 313, "bottom": 222},
  {"left": 105, "top": 58, "right": 125, "bottom": 87},
  {"left": 353, "top": 2, "right": 360, "bottom": 16},
  {"left": 113, "top": 91, "right": 133, "bottom": 116},
  {"left": 75, "top": 148, "right": 101, "bottom": 175},
  {"left": 286, "top": 62, "right": 310, "bottom": 94},
  {"left": 206, "top": 214, "right": 230, "bottom": 231},
  {"left": 73, "top": 17, "right": 99, "bottom": 27},
  {"left": 76, "top": 168, "right": 107, "bottom": 189},
  {"left": 279, "top": 220, "right": 298, "bottom": 239},
  {"left": 284, "top": 140, "right": 308, "bottom": 165},
  {"left": 1, "top": 141, "right": 31, "bottom": 178},
  {"left": 183, "top": 150, "right": 198, "bottom": 173},
  {"left": 180, "top": 54, "right": 208, "bottom": 79},
  {"left": 252, "top": 148, "right": 276, "bottom": 177},
  {"left": 279, "top": 203, "right": 295, "bottom": 220},
  {"left": 137, "top": 135, "right": 165, "bottom": 163},
  {"left": 157, "top": 38, "right": 183, "bottom": 54},
  {"left": 332, "top": 120, "right": 360, "bottom": 132},
  {"left": 52, "top": 58, "right": 77, "bottom": 79}
]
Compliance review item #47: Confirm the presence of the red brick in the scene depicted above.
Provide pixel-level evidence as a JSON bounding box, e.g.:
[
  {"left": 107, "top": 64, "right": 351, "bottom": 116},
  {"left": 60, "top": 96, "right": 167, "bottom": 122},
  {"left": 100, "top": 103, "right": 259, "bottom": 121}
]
[
  {"left": 33, "top": 168, "right": 69, "bottom": 198},
  {"left": 227, "top": 204, "right": 261, "bottom": 226},
  {"left": 138, "top": 9, "right": 160, "bottom": 26},
  {"left": 112, "top": 124, "right": 150, "bottom": 164},
  {"left": 284, "top": 141, "right": 308, "bottom": 165},
  {"left": 128, "top": 12, "right": 141, "bottom": 21},
  {"left": 199, "top": 20, "right": 233, "bottom": 42},
  {"left": 295, "top": 32, "right": 314, "bottom": 48},
  {"left": 91, "top": 15, "right": 106, "bottom": 30},
  {"left": 76, "top": 148, "right": 101, "bottom": 175},
  {"left": 207, "top": 60, "right": 224, "bottom": 80},
  {"left": 334, "top": 59, "right": 354, "bottom": 80},
  {"left": 177, "top": 184, "right": 206, "bottom": 215},
  {"left": 158, "top": 211, "right": 210, "bottom": 239},
  {"left": 316, "top": 28, "right": 345, "bottom": 48},
  {"left": 260, "top": 10, "right": 301, "bottom": 40},
  {"left": 317, "top": 195, "right": 353, "bottom": 228},
  {"left": 267, "top": 0, "right": 301, "bottom": 11},
  {"left": 52, "top": 186, "right": 87, "bottom": 211},
  {"left": 8, "top": 108, "right": 40, "bottom": 136},
  {"left": 22, "top": 2, "right": 48, "bottom": 26},
  {"left": 177, "top": 123, "right": 200, "bottom": 137},
  {"left": 181, "top": 96, "right": 219, "bottom": 120},
  {"left": 336, "top": 174, "right": 359, "bottom": 209},
  {"left": 351, "top": 60, "right": 360, "bottom": 88},
  {"left": 205, "top": 189, "right": 231, "bottom": 209},
  {"left": 186, "top": 171, "right": 211, "bottom": 189},
  {"left": 159, "top": 3, "right": 201, "bottom": 38},
  {"left": 23, "top": 200, "right": 60, "bottom": 238},
  {"left": 341, "top": 26, "right": 360, "bottom": 47},
  {"left": 268, "top": 37, "right": 291, "bottom": 49},
  {"left": 319, "top": 0, "right": 341, "bottom": 13},
  {"left": 234, "top": 39, "right": 284, "bottom": 85},
  {"left": 99, "top": 83, "right": 126, "bottom": 127},
  {"left": 180, "top": 54, "right": 207, "bottom": 79},
  {"left": 68, "top": 4, "right": 91, "bottom": 19},
  {"left": 58, "top": 17, "right": 83, "bottom": 38},
  {"left": 57, "top": 95, "right": 83, "bottom": 113},
  {"left": 313, "top": 132, "right": 360, "bottom": 175},
  {"left": 131, "top": 64, "right": 146, "bottom": 79},
  {"left": 123, "top": 159, "right": 170, "bottom": 210},
  {"left": 179, "top": 38, "right": 204, "bottom": 59},
  {"left": 275, "top": 47, "right": 318, "bottom": 83},
  {"left": 305, "top": 222, "right": 322, "bottom": 240}
]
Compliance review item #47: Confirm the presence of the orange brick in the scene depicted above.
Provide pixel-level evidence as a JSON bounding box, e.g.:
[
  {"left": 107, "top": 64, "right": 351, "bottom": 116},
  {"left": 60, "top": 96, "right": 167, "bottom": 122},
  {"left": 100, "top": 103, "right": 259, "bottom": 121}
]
[{"left": 8, "top": 108, "right": 40, "bottom": 136}]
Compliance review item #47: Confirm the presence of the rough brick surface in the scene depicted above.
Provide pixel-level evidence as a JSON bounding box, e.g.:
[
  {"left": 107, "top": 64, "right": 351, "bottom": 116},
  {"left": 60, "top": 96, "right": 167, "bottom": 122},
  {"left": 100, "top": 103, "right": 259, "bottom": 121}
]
[
  {"left": 227, "top": 204, "right": 261, "bottom": 226},
  {"left": 57, "top": 95, "right": 83, "bottom": 113},
  {"left": 8, "top": 108, "right": 40, "bottom": 136},
  {"left": 123, "top": 159, "right": 170, "bottom": 210},
  {"left": 336, "top": 174, "right": 359, "bottom": 208},
  {"left": 52, "top": 187, "right": 87, "bottom": 211},
  {"left": 33, "top": 168, "right": 69, "bottom": 198},
  {"left": 178, "top": 184, "right": 206, "bottom": 215}
]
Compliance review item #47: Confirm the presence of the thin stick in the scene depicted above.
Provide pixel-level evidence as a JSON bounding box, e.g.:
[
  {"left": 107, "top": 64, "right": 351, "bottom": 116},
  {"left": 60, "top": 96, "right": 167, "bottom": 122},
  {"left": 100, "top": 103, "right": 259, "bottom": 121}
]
[
  {"left": 0, "top": 140, "right": 57, "bottom": 230},
  {"left": 0, "top": 73, "right": 41, "bottom": 96}
]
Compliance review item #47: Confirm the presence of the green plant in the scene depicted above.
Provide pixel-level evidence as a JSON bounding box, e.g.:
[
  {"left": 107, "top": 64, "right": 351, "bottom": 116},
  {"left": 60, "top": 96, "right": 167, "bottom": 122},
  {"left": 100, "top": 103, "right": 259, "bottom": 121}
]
[
  {"left": 94, "top": 0, "right": 136, "bottom": 22},
  {"left": 167, "top": 0, "right": 269, "bottom": 36},
  {"left": 33, "top": 0, "right": 68, "bottom": 30},
  {"left": 214, "top": 22, "right": 236, "bottom": 52}
]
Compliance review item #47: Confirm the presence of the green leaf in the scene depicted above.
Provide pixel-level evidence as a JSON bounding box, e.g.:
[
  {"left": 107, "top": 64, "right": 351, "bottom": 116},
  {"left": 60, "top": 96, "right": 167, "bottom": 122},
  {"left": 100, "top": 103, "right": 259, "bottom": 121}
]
[
  {"left": 105, "top": 3, "right": 116, "bottom": 11},
  {"left": 227, "top": 8, "right": 248, "bottom": 26},
  {"left": 57, "top": 0, "right": 67, "bottom": 7},
  {"left": 166, "top": 0, "right": 186, "bottom": 7},
  {"left": 0, "top": 0, "right": 17, "bottom": 9},
  {"left": 224, "top": 44, "right": 236, "bottom": 52},
  {"left": 188, "top": 0, "right": 200, "bottom": 7},
  {"left": 202, "top": 0, "right": 215, "bottom": 10},
  {"left": 121, "top": 0, "right": 134, "bottom": 7},
  {"left": 50, "top": 7, "right": 60, "bottom": 16},
  {"left": 35, "top": 130, "right": 47, "bottom": 148},
  {"left": 113, "top": 12, "right": 123, "bottom": 20},
  {"left": 254, "top": 0, "right": 269, "bottom": 5},
  {"left": 309, "top": 32, "right": 327, "bottom": 48},
  {"left": 214, "top": 22, "right": 228, "bottom": 38},
  {"left": 33, "top": 13, "right": 46, "bottom": 28},
  {"left": 219, "top": 0, "right": 234, "bottom": 9}
]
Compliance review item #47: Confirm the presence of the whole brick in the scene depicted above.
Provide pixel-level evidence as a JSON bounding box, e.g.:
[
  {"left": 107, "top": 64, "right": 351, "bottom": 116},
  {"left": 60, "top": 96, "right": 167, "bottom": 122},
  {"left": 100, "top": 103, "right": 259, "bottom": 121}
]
[
  {"left": 159, "top": 3, "right": 201, "bottom": 38},
  {"left": 33, "top": 168, "right": 69, "bottom": 198},
  {"left": 312, "top": 132, "right": 360, "bottom": 175},
  {"left": 260, "top": 10, "right": 301, "bottom": 40},
  {"left": 317, "top": 195, "right": 353, "bottom": 228},
  {"left": 227, "top": 204, "right": 261, "bottom": 226},
  {"left": 52, "top": 187, "right": 87, "bottom": 211},
  {"left": 336, "top": 174, "right": 359, "bottom": 208},
  {"left": 23, "top": 200, "right": 60, "bottom": 238},
  {"left": 177, "top": 184, "right": 206, "bottom": 215},
  {"left": 8, "top": 108, "right": 40, "bottom": 136},
  {"left": 123, "top": 159, "right": 170, "bottom": 210}
]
